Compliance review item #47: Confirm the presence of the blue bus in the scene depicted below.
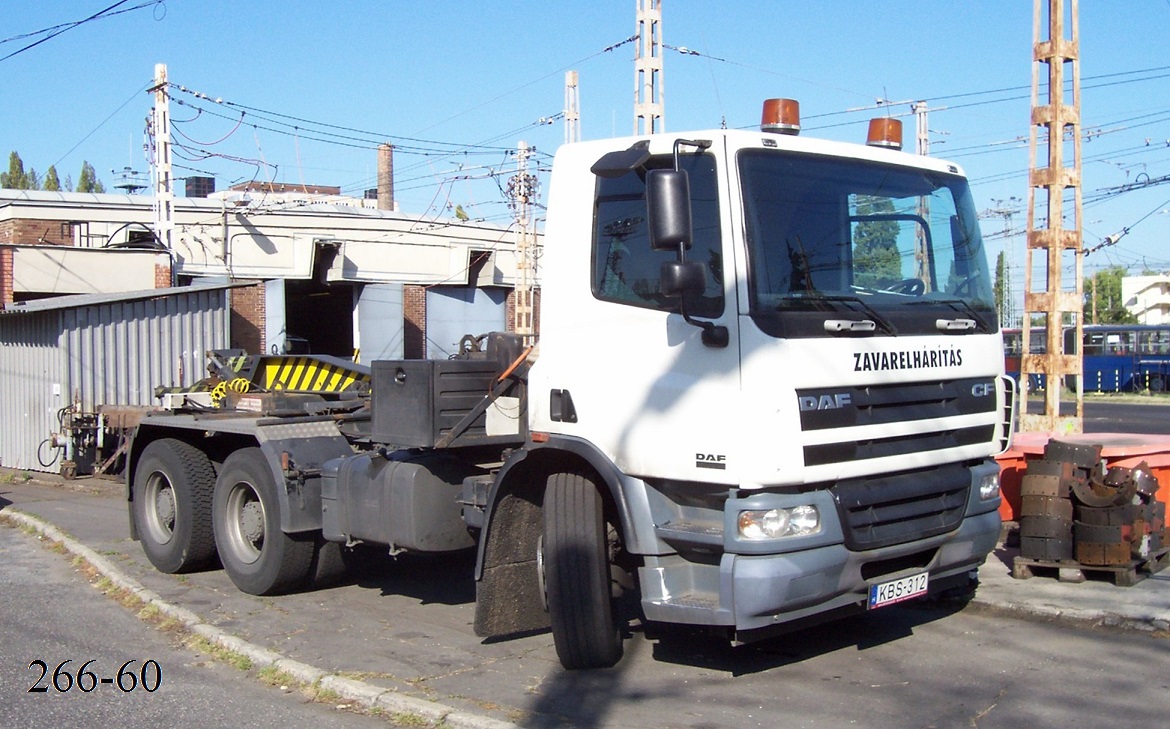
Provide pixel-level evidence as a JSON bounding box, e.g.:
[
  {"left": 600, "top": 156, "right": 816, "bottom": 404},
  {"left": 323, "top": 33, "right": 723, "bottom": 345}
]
[{"left": 1003, "top": 324, "right": 1170, "bottom": 393}]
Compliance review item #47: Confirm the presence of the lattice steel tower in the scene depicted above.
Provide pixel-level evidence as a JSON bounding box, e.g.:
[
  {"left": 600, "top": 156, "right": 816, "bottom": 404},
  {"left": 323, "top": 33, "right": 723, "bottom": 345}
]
[
  {"left": 1021, "top": 0, "right": 1084, "bottom": 433},
  {"left": 634, "top": 0, "right": 663, "bottom": 134},
  {"left": 149, "top": 63, "right": 174, "bottom": 258}
]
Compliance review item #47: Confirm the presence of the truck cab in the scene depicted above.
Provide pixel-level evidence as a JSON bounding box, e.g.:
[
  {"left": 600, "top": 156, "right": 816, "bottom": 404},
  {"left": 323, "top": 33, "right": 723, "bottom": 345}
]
[{"left": 476, "top": 100, "right": 1012, "bottom": 667}]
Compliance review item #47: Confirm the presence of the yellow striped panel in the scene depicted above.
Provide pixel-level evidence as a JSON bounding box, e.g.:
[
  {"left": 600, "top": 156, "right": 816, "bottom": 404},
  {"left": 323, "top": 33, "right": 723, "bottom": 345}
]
[{"left": 252, "top": 356, "right": 370, "bottom": 393}]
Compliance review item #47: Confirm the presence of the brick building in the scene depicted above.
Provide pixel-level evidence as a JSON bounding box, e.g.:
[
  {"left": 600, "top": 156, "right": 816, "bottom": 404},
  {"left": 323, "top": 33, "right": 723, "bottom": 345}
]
[{"left": 0, "top": 189, "right": 539, "bottom": 359}]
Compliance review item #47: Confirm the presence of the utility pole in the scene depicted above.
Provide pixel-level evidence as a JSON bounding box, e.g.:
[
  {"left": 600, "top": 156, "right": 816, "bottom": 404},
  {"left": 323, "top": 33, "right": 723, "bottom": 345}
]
[
  {"left": 912, "top": 102, "right": 931, "bottom": 288},
  {"left": 980, "top": 197, "right": 1023, "bottom": 328},
  {"left": 912, "top": 101, "right": 930, "bottom": 157},
  {"left": 565, "top": 71, "right": 581, "bottom": 144},
  {"left": 1021, "top": 0, "right": 1084, "bottom": 433},
  {"left": 510, "top": 142, "right": 537, "bottom": 344},
  {"left": 149, "top": 63, "right": 174, "bottom": 268},
  {"left": 634, "top": 0, "right": 663, "bottom": 134}
]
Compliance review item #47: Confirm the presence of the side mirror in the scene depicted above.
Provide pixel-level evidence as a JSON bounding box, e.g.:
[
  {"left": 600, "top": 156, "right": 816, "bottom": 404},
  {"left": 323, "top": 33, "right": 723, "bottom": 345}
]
[
  {"left": 646, "top": 168, "right": 693, "bottom": 252},
  {"left": 660, "top": 260, "right": 706, "bottom": 299}
]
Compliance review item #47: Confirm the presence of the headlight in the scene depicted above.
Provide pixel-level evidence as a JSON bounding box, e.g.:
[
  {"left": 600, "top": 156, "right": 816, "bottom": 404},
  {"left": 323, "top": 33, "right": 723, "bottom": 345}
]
[
  {"left": 979, "top": 472, "right": 1000, "bottom": 501},
  {"left": 738, "top": 505, "right": 821, "bottom": 540}
]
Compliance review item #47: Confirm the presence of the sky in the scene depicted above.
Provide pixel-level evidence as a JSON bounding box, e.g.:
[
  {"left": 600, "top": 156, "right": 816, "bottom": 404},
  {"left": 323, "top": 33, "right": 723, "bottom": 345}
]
[{"left": 4, "top": 1, "right": 1170, "bottom": 310}]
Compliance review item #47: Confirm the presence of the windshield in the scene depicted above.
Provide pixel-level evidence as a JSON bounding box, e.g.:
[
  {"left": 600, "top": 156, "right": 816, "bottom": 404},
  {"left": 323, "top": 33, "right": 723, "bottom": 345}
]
[{"left": 739, "top": 149, "right": 996, "bottom": 338}]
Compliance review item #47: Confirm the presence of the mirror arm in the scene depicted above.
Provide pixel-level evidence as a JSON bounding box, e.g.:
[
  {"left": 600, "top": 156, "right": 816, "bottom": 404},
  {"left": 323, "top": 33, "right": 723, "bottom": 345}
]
[
  {"left": 678, "top": 302, "right": 729, "bottom": 348},
  {"left": 674, "top": 244, "right": 728, "bottom": 348}
]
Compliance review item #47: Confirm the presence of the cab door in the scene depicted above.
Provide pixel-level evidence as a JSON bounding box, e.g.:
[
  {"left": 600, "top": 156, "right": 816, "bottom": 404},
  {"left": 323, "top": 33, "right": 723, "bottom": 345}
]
[{"left": 531, "top": 140, "right": 742, "bottom": 483}]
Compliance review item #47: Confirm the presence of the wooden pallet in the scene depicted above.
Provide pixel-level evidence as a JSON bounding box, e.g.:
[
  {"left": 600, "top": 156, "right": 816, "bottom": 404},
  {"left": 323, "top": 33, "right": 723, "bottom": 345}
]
[{"left": 1011, "top": 547, "right": 1170, "bottom": 587}]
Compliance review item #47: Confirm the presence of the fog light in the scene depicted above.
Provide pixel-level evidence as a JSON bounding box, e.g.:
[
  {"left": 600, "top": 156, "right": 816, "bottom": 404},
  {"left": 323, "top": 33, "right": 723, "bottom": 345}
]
[
  {"left": 738, "top": 505, "right": 820, "bottom": 540},
  {"left": 979, "top": 472, "right": 1000, "bottom": 501}
]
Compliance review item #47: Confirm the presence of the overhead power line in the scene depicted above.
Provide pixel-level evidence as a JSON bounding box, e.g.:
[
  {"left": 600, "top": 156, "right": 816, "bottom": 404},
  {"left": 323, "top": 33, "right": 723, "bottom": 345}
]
[{"left": 0, "top": 1, "right": 164, "bottom": 64}]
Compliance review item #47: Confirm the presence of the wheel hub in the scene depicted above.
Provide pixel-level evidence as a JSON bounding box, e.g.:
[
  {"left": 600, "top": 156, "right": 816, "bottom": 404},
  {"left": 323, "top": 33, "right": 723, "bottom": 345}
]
[
  {"left": 240, "top": 501, "right": 264, "bottom": 544},
  {"left": 154, "top": 488, "right": 176, "bottom": 529}
]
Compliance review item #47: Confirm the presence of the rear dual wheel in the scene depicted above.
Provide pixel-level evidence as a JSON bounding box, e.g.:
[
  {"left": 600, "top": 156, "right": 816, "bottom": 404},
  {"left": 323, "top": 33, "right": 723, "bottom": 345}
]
[
  {"left": 212, "top": 448, "right": 314, "bottom": 595},
  {"left": 133, "top": 439, "right": 216, "bottom": 573}
]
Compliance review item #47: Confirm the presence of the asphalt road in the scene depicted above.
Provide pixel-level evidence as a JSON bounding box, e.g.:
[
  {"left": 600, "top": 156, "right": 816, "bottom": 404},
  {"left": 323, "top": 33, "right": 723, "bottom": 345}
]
[
  {"left": 5, "top": 483, "right": 1169, "bottom": 729},
  {"left": 1, "top": 525, "right": 389, "bottom": 728},
  {"left": 2, "top": 400, "right": 1168, "bottom": 728},
  {"left": 1025, "top": 398, "right": 1170, "bottom": 434},
  {"left": 1080, "top": 399, "right": 1170, "bottom": 434}
]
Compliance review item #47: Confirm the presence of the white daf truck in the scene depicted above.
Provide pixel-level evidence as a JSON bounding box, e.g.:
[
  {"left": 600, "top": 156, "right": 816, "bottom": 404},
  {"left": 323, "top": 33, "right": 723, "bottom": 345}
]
[{"left": 125, "top": 99, "right": 1013, "bottom": 670}]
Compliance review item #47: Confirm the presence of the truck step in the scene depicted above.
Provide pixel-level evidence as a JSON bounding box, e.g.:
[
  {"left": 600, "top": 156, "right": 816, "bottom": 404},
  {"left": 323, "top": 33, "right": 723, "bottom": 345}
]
[
  {"left": 660, "top": 592, "right": 722, "bottom": 610},
  {"left": 655, "top": 520, "right": 723, "bottom": 547}
]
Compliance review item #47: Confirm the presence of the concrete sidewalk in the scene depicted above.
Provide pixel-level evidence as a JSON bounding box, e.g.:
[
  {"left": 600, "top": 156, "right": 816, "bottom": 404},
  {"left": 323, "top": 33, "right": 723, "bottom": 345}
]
[
  {"left": 976, "top": 537, "right": 1169, "bottom": 631},
  {"left": 2, "top": 472, "right": 1168, "bottom": 726}
]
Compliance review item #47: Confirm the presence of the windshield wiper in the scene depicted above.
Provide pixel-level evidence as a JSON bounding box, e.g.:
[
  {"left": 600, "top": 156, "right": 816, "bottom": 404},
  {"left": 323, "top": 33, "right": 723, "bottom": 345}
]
[
  {"left": 782, "top": 294, "right": 898, "bottom": 335},
  {"left": 908, "top": 297, "right": 991, "bottom": 332}
]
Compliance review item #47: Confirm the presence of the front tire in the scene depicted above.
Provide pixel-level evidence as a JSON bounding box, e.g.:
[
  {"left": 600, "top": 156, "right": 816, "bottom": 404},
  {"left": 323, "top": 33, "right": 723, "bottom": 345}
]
[
  {"left": 543, "top": 472, "right": 623, "bottom": 669},
  {"left": 132, "top": 438, "right": 216, "bottom": 573},
  {"left": 212, "top": 448, "right": 314, "bottom": 595}
]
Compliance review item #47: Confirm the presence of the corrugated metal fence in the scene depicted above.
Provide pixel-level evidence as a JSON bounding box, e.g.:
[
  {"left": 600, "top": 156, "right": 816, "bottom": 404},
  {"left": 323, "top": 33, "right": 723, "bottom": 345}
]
[{"left": 0, "top": 286, "right": 230, "bottom": 472}]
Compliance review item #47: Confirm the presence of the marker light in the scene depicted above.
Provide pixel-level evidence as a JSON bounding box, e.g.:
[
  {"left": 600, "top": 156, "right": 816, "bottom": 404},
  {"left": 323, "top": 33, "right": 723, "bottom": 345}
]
[
  {"left": 866, "top": 117, "right": 903, "bottom": 150},
  {"left": 761, "top": 98, "right": 801, "bottom": 135}
]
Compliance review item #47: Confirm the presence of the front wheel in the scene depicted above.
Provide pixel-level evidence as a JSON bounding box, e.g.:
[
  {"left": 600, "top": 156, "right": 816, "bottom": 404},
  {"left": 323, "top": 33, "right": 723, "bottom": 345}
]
[
  {"left": 542, "top": 472, "right": 624, "bottom": 669},
  {"left": 212, "top": 448, "right": 314, "bottom": 595}
]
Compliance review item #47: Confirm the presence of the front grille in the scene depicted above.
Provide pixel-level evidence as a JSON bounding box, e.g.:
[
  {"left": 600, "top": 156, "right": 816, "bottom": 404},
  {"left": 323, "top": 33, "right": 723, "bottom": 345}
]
[
  {"left": 830, "top": 463, "right": 971, "bottom": 550},
  {"left": 804, "top": 426, "right": 994, "bottom": 466},
  {"left": 797, "top": 377, "right": 997, "bottom": 466},
  {"left": 798, "top": 378, "right": 997, "bottom": 431}
]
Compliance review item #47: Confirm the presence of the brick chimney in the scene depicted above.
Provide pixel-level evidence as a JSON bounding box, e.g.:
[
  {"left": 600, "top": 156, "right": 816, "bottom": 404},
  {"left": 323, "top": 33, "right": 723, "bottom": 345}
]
[{"left": 377, "top": 143, "right": 394, "bottom": 211}]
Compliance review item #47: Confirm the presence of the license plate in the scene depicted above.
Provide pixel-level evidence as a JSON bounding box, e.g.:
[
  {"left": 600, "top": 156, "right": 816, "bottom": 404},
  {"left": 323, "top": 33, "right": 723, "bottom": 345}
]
[{"left": 868, "top": 572, "right": 929, "bottom": 609}]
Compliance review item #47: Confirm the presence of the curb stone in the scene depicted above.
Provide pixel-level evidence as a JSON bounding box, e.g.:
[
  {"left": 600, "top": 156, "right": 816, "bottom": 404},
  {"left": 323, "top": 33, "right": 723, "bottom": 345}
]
[
  {"left": 274, "top": 657, "right": 327, "bottom": 685},
  {"left": 375, "top": 691, "right": 453, "bottom": 724},
  {"left": 0, "top": 507, "right": 519, "bottom": 729}
]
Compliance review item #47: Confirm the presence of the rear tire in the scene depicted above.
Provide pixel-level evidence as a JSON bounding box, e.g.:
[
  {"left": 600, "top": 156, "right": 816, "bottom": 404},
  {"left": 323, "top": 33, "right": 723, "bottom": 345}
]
[
  {"left": 542, "top": 472, "right": 624, "bottom": 669},
  {"left": 212, "top": 448, "right": 314, "bottom": 595},
  {"left": 132, "top": 438, "right": 216, "bottom": 573}
]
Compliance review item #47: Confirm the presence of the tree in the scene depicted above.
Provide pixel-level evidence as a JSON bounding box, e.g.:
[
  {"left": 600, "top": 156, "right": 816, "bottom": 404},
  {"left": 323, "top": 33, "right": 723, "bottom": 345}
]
[
  {"left": 1, "top": 151, "right": 31, "bottom": 189},
  {"left": 852, "top": 196, "right": 902, "bottom": 289},
  {"left": 1084, "top": 266, "right": 1138, "bottom": 324},
  {"left": 993, "top": 251, "right": 1008, "bottom": 326},
  {"left": 42, "top": 165, "right": 61, "bottom": 191},
  {"left": 76, "top": 161, "right": 105, "bottom": 193}
]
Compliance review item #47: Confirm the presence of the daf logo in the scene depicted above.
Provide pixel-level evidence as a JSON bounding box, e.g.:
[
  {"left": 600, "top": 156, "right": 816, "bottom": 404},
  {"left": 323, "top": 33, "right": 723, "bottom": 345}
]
[
  {"left": 799, "top": 393, "right": 852, "bottom": 411},
  {"left": 971, "top": 383, "right": 993, "bottom": 397},
  {"left": 696, "top": 453, "right": 727, "bottom": 470}
]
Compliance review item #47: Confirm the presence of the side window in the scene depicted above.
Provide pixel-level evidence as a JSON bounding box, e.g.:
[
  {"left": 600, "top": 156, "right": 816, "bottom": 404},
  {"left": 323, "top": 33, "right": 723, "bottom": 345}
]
[{"left": 591, "top": 154, "right": 723, "bottom": 318}]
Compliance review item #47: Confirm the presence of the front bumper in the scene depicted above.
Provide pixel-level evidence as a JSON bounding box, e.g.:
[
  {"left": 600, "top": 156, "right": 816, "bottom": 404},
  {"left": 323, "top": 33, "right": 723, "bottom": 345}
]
[{"left": 638, "top": 462, "right": 1002, "bottom": 633}]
